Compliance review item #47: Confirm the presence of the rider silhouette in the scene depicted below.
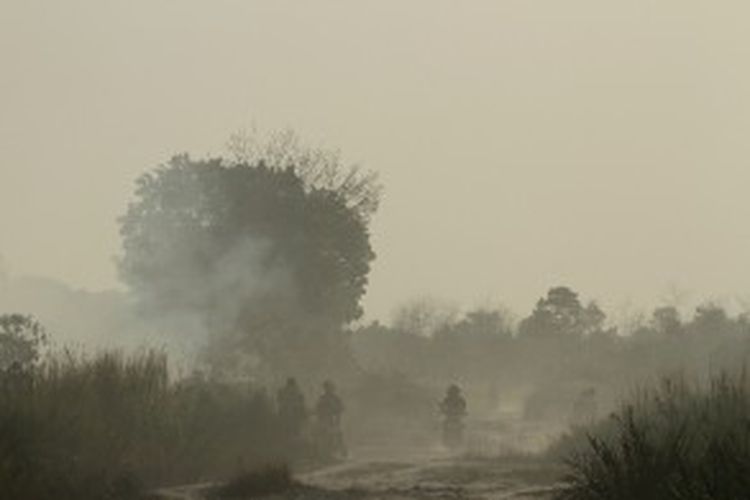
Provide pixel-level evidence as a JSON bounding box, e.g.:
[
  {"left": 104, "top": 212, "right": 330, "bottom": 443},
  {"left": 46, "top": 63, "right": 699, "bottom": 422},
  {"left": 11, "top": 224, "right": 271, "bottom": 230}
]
[
  {"left": 315, "top": 380, "right": 346, "bottom": 458},
  {"left": 440, "top": 384, "right": 467, "bottom": 449},
  {"left": 277, "top": 377, "right": 307, "bottom": 437},
  {"left": 316, "top": 380, "right": 344, "bottom": 427},
  {"left": 440, "top": 384, "right": 467, "bottom": 419}
]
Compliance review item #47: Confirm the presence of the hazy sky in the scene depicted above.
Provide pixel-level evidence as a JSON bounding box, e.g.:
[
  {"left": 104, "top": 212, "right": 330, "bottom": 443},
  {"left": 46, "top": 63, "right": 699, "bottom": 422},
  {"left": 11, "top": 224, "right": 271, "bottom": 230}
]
[{"left": 2, "top": 1, "right": 750, "bottom": 321}]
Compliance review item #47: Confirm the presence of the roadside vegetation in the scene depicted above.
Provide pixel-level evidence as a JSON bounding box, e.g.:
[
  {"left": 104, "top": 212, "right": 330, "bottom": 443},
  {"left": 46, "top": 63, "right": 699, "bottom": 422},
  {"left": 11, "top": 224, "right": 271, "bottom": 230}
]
[
  {"left": 0, "top": 313, "right": 434, "bottom": 500},
  {"left": 0, "top": 320, "right": 286, "bottom": 499},
  {"left": 552, "top": 370, "right": 750, "bottom": 500}
]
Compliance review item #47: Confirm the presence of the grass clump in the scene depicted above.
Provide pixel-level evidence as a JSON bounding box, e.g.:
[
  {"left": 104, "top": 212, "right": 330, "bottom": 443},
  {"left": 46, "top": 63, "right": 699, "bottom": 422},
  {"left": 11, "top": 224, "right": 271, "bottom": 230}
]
[
  {"left": 211, "top": 464, "right": 293, "bottom": 499},
  {"left": 554, "top": 371, "right": 750, "bottom": 500},
  {"left": 0, "top": 350, "right": 285, "bottom": 500}
]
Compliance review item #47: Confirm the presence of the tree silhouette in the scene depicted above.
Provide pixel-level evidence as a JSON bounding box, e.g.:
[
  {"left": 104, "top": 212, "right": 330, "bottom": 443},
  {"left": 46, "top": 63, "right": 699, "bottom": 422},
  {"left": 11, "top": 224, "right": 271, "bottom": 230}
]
[
  {"left": 118, "top": 154, "right": 377, "bottom": 377},
  {"left": 0, "top": 314, "right": 46, "bottom": 372},
  {"left": 519, "top": 286, "right": 606, "bottom": 339}
]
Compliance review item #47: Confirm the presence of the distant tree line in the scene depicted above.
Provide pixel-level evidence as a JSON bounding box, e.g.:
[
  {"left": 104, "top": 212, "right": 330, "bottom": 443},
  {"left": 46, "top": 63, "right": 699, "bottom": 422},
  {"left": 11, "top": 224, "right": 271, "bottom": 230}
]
[{"left": 353, "top": 287, "right": 750, "bottom": 417}]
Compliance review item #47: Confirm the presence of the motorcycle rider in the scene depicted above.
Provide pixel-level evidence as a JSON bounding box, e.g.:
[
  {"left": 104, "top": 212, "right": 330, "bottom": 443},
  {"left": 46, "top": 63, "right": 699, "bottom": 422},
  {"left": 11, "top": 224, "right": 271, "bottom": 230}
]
[
  {"left": 276, "top": 377, "right": 307, "bottom": 449},
  {"left": 440, "top": 384, "right": 467, "bottom": 448},
  {"left": 315, "top": 380, "right": 346, "bottom": 459}
]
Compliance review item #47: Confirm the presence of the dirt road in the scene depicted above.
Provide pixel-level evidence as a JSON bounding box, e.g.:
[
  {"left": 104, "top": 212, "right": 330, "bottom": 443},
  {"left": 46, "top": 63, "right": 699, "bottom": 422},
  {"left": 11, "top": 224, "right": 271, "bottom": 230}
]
[
  {"left": 155, "top": 451, "right": 563, "bottom": 500},
  {"left": 155, "top": 419, "right": 567, "bottom": 500},
  {"left": 299, "top": 447, "right": 564, "bottom": 500}
]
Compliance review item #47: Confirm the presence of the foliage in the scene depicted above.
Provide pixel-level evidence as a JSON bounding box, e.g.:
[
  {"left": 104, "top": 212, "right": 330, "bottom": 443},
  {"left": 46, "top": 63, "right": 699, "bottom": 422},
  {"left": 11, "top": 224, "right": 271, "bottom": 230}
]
[
  {"left": 0, "top": 349, "right": 285, "bottom": 500},
  {"left": 226, "top": 128, "right": 382, "bottom": 222},
  {"left": 519, "top": 287, "right": 609, "bottom": 340},
  {"left": 554, "top": 371, "right": 750, "bottom": 500},
  {"left": 118, "top": 154, "right": 376, "bottom": 377},
  {"left": 0, "top": 314, "right": 47, "bottom": 371},
  {"left": 119, "top": 155, "right": 374, "bottom": 324},
  {"left": 353, "top": 287, "right": 750, "bottom": 420},
  {"left": 390, "top": 297, "right": 460, "bottom": 337}
]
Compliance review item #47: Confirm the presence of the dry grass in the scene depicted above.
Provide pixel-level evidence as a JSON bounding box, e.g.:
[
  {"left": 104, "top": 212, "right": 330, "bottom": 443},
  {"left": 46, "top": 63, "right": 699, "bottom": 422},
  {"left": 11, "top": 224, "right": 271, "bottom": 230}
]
[
  {"left": 554, "top": 370, "right": 750, "bottom": 500},
  {"left": 0, "top": 350, "right": 284, "bottom": 500}
]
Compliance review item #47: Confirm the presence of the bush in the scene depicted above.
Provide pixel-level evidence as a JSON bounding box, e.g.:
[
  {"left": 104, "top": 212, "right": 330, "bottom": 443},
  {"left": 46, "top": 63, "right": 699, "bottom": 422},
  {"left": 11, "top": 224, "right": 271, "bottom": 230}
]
[
  {"left": 554, "top": 371, "right": 750, "bottom": 500},
  {"left": 211, "top": 464, "right": 292, "bottom": 499},
  {"left": 0, "top": 350, "right": 285, "bottom": 500}
]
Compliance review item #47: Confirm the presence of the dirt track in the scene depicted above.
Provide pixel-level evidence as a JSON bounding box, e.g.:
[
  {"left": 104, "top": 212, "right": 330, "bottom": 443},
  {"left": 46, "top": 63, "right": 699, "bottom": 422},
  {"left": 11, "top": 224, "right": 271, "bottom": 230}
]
[
  {"left": 298, "top": 448, "right": 564, "bottom": 500},
  {"left": 155, "top": 419, "right": 567, "bottom": 500},
  {"left": 156, "top": 450, "right": 564, "bottom": 500}
]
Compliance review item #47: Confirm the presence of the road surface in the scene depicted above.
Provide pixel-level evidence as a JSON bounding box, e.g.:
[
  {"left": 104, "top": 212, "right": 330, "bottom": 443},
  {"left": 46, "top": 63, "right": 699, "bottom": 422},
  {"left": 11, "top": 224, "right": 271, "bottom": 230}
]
[
  {"left": 154, "top": 419, "right": 567, "bottom": 499},
  {"left": 155, "top": 450, "right": 564, "bottom": 499}
]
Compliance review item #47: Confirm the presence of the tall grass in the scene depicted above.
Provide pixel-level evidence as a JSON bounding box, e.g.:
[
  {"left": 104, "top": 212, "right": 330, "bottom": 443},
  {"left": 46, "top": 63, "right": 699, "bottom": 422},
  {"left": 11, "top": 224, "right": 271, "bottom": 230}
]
[
  {"left": 0, "top": 350, "right": 285, "bottom": 500},
  {"left": 554, "top": 370, "right": 750, "bottom": 500}
]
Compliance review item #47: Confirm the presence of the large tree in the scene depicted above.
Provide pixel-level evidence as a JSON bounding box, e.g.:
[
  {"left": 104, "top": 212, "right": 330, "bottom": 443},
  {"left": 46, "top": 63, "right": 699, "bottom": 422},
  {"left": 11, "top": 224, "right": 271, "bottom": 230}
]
[
  {"left": 519, "top": 286, "right": 607, "bottom": 339},
  {"left": 118, "top": 152, "right": 378, "bottom": 378}
]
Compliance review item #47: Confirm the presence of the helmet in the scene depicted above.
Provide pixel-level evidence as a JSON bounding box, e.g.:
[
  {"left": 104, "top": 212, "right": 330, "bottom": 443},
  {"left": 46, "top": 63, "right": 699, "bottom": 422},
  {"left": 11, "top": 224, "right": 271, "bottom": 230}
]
[
  {"left": 447, "top": 384, "right": 461, "bottom": 396},
  {"left": 323, "top": 380, "right": 336, "bottom": 393}
]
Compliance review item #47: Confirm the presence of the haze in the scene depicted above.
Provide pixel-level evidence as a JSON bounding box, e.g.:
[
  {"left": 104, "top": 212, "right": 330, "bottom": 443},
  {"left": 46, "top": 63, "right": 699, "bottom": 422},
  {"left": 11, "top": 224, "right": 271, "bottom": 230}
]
[{"left": 2, "top": 0, "right": 750, "bottom": 320}]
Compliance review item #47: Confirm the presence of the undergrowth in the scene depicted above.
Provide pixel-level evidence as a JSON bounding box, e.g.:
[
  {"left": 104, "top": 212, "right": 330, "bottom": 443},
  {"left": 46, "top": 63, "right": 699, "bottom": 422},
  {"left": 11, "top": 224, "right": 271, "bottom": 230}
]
[{"left": 553, "top": 371, "right": 750, "bottom": 500}]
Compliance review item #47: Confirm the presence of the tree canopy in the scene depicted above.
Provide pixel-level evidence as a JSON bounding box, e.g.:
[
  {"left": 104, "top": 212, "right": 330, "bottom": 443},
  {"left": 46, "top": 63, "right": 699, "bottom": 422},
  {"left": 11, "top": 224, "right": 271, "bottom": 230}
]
[
  {"left": 0, "top": 314, "right": 46, "bottom": 372},
  {"left": 118, "top": 153, "right": 377, "bottom": 377},
  {"left": 226, "top": 129, "right": 381, "bottom": 222},
  {"left": 519, "top": 286, "right": 608, "bottom": 339}
]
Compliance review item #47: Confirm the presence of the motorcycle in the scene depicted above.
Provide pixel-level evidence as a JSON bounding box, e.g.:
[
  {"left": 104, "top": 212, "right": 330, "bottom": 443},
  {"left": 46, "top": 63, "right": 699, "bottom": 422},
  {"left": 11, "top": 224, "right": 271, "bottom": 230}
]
[
  {"left": 313, "top": 418, "right": 347, "bottom": 462},
  {"left": 442, "top": 415, "right": 465, "bottom": 450}
]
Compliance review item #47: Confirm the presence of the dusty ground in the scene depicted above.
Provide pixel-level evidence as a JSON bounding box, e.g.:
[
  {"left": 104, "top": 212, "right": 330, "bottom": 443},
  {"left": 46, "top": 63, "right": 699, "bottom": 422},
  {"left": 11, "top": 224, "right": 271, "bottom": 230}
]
[
  {"left": 157, "top": 442, "right": 565, "bottom": 499},
  {"left": 155, "top": 418, "right": 568, "bottom": 500},
  {"left": 156, "top": 455, "right": 564, "bottom": 500},
  {"left": 298, "top": 451, "right": 565, "bottom": 499}
]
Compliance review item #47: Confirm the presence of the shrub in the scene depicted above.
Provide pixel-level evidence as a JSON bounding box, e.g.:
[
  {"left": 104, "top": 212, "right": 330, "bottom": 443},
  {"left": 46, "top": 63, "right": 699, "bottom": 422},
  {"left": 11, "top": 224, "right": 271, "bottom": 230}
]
[
  {"left": 555, "top": 371, "right": 750, "bottom": 500},
  {"left": 0, "top": 350, "right": 285, "bottom": 500}
]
